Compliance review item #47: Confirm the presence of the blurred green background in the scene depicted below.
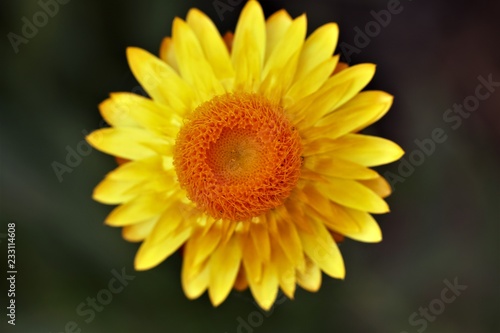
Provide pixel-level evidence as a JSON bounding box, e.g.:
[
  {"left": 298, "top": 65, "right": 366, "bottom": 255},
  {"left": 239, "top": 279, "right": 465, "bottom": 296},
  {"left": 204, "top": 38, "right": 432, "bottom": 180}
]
[{"left": 1, "top": 0, "right": 499, "bottom": 332}]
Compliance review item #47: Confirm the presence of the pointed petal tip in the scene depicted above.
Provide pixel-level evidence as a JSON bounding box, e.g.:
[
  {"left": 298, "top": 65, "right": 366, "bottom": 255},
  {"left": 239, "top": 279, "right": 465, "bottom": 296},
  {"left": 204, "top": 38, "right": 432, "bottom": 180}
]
[
  {"left": 361, "top": 62, "right": 377, "bottom": 73},
  {"left": 103, "top": 218, "right": 117, "bottom": 227},
  {"left": 85, "top": 132, "right": 101, "bottom": 148},
  {"left": 343, "top": 63, "right": 376, "bottom": 78},
  {"left": 126, "top": 46, "right": 143, "bottom": 60},
  {"left": 186, "top": 8, "right": 212, "bottom": 27},
  {"left": 297, "top": 13, "right": 307, "bottom": 21},
  {"left": 172, "top": 16, "right": 185, "bottom": 31},
  {"left": 133, "top": 257, "right": 148, "bottom": 271},
  {"left": 208, "top": 288, "right": 229, "bottom": 308},
  {"left": 240, "top": 0, "right": 264, "bottom": 22},
  {"left": 269, "top": 9, "right": 292, "bottom": 21},
  {"left": 255, "top": 298, "right": 275, "bottom": 311},
  {"left": 335, "top": 264, "right": 346, "bottom": 280},
  {"left": 91, "top": 188, "right": 107, "bottom": 204},
  {"left": 134, "top": 263, "right": 151, "bottom": 272},
  {"left": 374, "top": 202, "right": 390, "bottom": 214},
  {"left": 183, "top": 286, "right": 203, "bottom": 300},
  {"left": 126, "top": 47, "right": 152, "bottom": 74},
  {"left": 396, "top": 145, "right": 405, "bottom": 158},
  {"left": 125, "top": 46, "right": 136, "bottom": 54},
  {"left": 372, "top": 91, "right": 394, "bottom": 103},
  {"left": 134, "top": 252, "right": 158, "bottom": 271},
  {"left": 186, "top": 7, "right": 203, "bottom": 18}
]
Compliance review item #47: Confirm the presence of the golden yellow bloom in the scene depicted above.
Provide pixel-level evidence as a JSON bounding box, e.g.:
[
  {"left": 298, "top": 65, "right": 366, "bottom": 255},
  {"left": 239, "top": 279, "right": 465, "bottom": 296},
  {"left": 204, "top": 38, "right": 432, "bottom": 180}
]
[{"left": 87, "top": 0, "right": 404, "bottom": 310}]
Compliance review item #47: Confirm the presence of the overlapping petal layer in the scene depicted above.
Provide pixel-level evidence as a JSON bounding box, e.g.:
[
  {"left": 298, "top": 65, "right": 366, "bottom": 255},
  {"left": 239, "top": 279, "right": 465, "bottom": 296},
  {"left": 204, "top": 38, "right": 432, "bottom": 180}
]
[{"left": 87, "top": 0, "right": 403, "bottom": 310}]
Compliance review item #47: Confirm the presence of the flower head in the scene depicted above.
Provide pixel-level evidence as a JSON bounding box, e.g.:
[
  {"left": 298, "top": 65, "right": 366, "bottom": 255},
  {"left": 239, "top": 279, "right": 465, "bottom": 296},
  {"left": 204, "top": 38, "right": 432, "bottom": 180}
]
[{"left": 87, "top": 0, "right": 404, "bottom": 310}]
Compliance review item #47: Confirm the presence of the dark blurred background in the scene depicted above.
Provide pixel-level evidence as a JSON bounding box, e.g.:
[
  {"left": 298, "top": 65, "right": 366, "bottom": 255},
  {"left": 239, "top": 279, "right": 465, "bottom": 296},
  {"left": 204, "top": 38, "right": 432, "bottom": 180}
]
[{"left": 1, "top": 0, "right": 499, "bottom": 332}]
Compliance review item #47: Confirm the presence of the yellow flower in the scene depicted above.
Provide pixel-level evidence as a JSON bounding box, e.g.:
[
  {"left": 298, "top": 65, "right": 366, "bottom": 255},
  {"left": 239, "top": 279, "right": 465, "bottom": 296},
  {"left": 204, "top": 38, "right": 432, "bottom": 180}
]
[{"left": 87, "top": 0, "right": 404, "bottom": 310}]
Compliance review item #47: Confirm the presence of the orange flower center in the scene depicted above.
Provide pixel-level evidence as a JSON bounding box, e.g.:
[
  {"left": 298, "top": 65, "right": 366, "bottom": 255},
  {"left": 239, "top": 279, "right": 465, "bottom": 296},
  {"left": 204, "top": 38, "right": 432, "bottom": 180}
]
[{"left": 173, "top": 92, "right": 303, "bottom": 222}]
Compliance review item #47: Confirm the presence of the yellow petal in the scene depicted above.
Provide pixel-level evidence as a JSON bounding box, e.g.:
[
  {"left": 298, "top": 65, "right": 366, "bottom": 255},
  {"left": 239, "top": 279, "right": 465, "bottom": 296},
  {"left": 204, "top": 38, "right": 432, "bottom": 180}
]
[
  {"left": 316, "top": 178, "right": 389, "bottom": 213},
  {"left": 104, "top": 93, "right": 181, "bottom": 137},
  {"left": 126, "top": 47, "right": 196, "bottom": 113},
  {"left": 313, "top": 201, "right": 382, "bottom": 243},
  {"left": 292, "top": 64, "right": 376, "bottom": 128},
  {"left": 105, "top": 192, "right": 168, "bottom": 226},
  {"left": 99, "top": 98, "right": 140, "bottom": 128},
  {"left": 309, "top": 201, "right": 361, "bottom": 236},
  {"left": 359, "top": 175, "right": 392, "bottom": 198},
  {"left": 122, "top": 172, "right": 178, "bottom": 198},
  {"left": 264, "top": 9, "right": 292, "bottom": 62},
  {"left": 220, "top": 219, "right": 238, "bottom": 245},
  {"left": 262, "top": 212, "right": 278, "bottom": 241},
  {"left": 259, "top": 14, "right": 307, "bottom": 101},
  {"left": 301, "top": 186, "right": 366, "bottom": 237},
  {"left": 242, "top": 233, "right": 262, "bottom": 284},
  {"left": 186, "top": 8, "right": 234, "bottom": 81},
  {"left": 299, "top": 184, "right": 333, "bottom": 216},
  {"left": 296, "top": 256, "right": 322, "bottom": 292},
  {"left": 259, "top": 48, "right": 300, "bottom": 102},
  {"left": 208, "top": 235, "right": 242, "bottom": 307},
  {"left": 274, "top": 210, "right": 305, "bottom": 270},
  {"left": 285, "top": 56, "right": 339, "bottom": 107},
  {"left": 271, "top": 237, "right": 296, "bottom": 298},
  {"left": 284, "top": 198, "right": 313, "bottom": 233},
  {"left": 302, "top": 91, "right": 393, "bottom": 140},
  {"left": 93, "top": 177, "right": 138, "bottom": 204},
  {"left": 182, "top": 258, "right": 210, "bottom": 299},
  {"left": 86, "top": 128, "right": 170, "bottom": 160},
  {"left": 298, "top": 217, "right": 345, "bottom": 279},
  {"left": 303, "top": 155, "right": 379, "bottom": 180},
  {"left": 330, "top": 134, "right": 405, "bottom": 166},
  {"left": 301, "top": 137, "right": 336, "bottom": 156},
  {"left": 262, "top": 14, "right": 307, "bottom": 80},
  {"left": 231, "top": 0, "right": 265, "bottom": 91},
  {"left": 294, "top": 23, "right": 339, "bottom": 83},
  {"left": 287, "top": 93, "right": 316, "bottom": 127},
  {"left": 136, "top": 228, "right": 190, "bottom": 271},
  {"left": 234, "top": 266, "right": 249, "bottom": 291},
  {"left": 122, "top": 217, "right": 158, "bottom": 242},
  {"left": 172, "top": 18, "right": 225, "bottom": 101},
  {"left": 299, "top": 169, "right": 333, "bottom": 184},
  {"left": 344, "top": 91, "right": 394, "bottom": 133},
  {"left": 185, "top": 224, "right": 222, "bottom": 268},
  {"left": 106, "top": 155, "right": 165, "bottom": 180},
  {"left": 302, "top": 134, "right": 404, "bottom": 167},
  {"left": 342, "top": 207, "right": 382, "bottom": 243},
  {"left": 159, "top": 37, "right": 179, "bottom": 73},
  {"left": 248, "top": 262, "right": 279, "bottom": 311},
  {"left": 250, "top": 223, "right": 271, "bottom": 262},
  {"left": 134, "top": 206, "right": 192, "bottom": 270}
]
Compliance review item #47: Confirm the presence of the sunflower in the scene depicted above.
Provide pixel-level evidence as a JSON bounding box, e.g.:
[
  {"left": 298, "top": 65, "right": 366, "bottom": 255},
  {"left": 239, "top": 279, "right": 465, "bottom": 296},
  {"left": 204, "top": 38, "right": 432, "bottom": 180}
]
[{"left": 87, "top": 0, "right": 404, "bottom": 310}]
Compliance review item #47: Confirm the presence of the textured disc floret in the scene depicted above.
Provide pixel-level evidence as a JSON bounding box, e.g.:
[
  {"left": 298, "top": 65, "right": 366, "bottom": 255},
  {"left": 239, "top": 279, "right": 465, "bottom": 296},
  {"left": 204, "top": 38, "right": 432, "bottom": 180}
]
[{"left": 173, "top": 92, "right": 303, "bottom": 221}]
